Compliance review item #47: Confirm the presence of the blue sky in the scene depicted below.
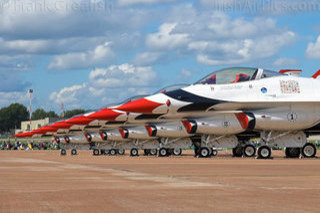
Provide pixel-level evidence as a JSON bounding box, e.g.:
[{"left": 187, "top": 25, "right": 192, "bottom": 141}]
[{"left": 1, "top": 0, "right": 320, "bottom": 113}]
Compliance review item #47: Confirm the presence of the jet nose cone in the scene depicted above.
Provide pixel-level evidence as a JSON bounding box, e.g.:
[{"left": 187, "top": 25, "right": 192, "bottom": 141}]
[
  {"left": 42, "top": 126, "right": 58, "bottom": 132},
  {"left": 14, "top": 133, "right": 22, "bottom": 137},
  {"left": 52, "top": 122, "right": 73, "bottom": 129},
  {"left": 116, "top": 98, "right": 164, "bottom": 114},
  {"left": 87, "top": 109, "right": 122, "bottom": 121},
  {"left": 17, "top": 132, "right": 33, "bottom": 138},
  {"left": 66, "top": 116, "right": 93, "bottom": 125}
]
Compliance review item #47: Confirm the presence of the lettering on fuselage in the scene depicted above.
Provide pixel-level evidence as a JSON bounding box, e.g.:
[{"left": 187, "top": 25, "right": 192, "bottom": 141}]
[
  {"left": 220, "top": 85, "right": 243, "bottom": 90},
  {"left": 287, "top": 112, "right": 298, "bottom": 122},
  {"left": 222, "top": 121, "right": 230, "bottom": 128},
  {"left": 280, "top": 80, "right": 300, "bottom": 94}
]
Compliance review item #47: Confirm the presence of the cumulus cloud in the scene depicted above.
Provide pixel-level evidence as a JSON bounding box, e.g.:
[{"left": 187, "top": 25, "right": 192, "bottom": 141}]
[
  {"left": 118, "top": 0, "right": 174, "bottom": 6},
  {"left": 0, "top": 91, "right": 29, "bottom": 107},
  {"left": 49, "top": 63, "right": 159, "bottom": 109},
  {"left": 143, "top": 6, "right": 296, "bottom": 65},
  {"left": 273, "top": 58, "right": 298, "bottom": 67},
  {"left": 306, "top": 36, "right": 320, "bottom": 59},
  {"left": 146, "top": 23, "right": 189, "bottom": 50},
  {"left": 48, "top": 42, "right": 114, "bottom": 70},
  {"left": 133, "top": 52, "right": 163, "bottom": 65}
]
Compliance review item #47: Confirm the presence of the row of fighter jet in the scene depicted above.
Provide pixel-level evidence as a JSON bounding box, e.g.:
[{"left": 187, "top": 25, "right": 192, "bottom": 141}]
[{"left": 15, "top": 67, "right": 320, "bottom": 159}]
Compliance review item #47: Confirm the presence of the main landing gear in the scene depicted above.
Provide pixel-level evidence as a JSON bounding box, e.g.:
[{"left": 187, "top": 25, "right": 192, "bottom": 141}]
[
  {"left": 196, "top": 147, "right": 218, "bottom": 158},
  {"left": 143, "top": 149, "right": 158, "bottom": 156},
  {"left": 301, "top": 143, "right": 317, "bottom": 158},
  {"left": 232, "top": 144, "right": 256, "bottom": 158},
  {"left": 257, "top": 146, "right": 272, "bottom": 159},
  {"left": 130, "top": 148, "right": 139, "bottom": 157}
]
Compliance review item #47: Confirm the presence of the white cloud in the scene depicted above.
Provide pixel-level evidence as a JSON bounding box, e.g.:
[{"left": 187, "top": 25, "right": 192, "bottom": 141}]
[
  {"left": 306, "top": 36, "right": 320, "bottom": 59},
  {"left": 48, "top": 42, "right": 114, "bottom": 70},
  {"left": 133, "top": 52, "right": 163, "bottom": 65},
  {"left": 143, "top": 7, "right": 296, "bottom": 65},
  {"left": 177, "top": 68, "right": 192, "bottom": 81},
  {"left": 0, "top": 92, "right": 29, "bottom": 107},
  {"left": 273, "top": 58, "right": 298, "bottom": 67},
  {"left": 146, "top": 23, "right": 190, "bottom": 50},
  {"left": 118, "top": 0, "right": 174, "bottom": 6},
  {"left": 50, "top": 63, "right": 159, "bottom": 109}
]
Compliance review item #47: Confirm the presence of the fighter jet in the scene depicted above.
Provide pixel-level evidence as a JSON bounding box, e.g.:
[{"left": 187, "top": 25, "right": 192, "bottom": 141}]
[{"left": 111, "top": 67, "right": 320, "bottom": 158}]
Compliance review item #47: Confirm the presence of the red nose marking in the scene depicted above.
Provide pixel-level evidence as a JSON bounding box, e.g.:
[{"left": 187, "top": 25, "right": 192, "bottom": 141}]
[
  {"left": 67, "top": 116, "right": 93, "bottom": 125},
  {"left": 87, "top": 109, "right": 122, "bottom": 121},
  {"left": 51, "top": 122, "right": 73, "bottom": 129},
  {"left": 116, "top": 98, "right": 164, "bottom": 113}
]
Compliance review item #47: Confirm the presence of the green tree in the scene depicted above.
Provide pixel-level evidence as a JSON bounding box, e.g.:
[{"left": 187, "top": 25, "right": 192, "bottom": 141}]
[
  {"left": 0, "top": 103, "right": 29, "bottom": 133},
  {"left": 32, "top": 109, "right": 47, "bottom": 120},
  {"left": 46, "top": 111, "right": 59, "bottom": 118},
  {"left": 64, "top": 109, "right": 87, "bottom": 118},
  {"left": 32, "top": 109, "right": 59, "bottom": 120}
]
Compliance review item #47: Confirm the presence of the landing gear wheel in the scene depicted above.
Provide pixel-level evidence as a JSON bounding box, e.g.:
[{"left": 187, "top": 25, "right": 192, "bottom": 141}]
[
  {"left": 211, "top": 149, "right": 218, "bottom": 157},
  {"left": 149, "top": 149, "right": 157, "bottom": 156},
  {"left": 71, "top": 149, "right": 77, "bottom": 155},
  {"left": 159, "top": 148, "right": 168, "bottom": 157},
  {"left": 144, "top": 149, "right": 150, "bottom": 156},
  {"left": 199, "top": 147, "right": 210, "bottom": 158},
  {"left": 130, "top": 148, "right": 139, "bottom": 157},
  {"left": 302, "top": 143, "right": 316, "bottom": 158},
  {"left": 61, "top": 149, "right": 66, "bottom": 156},
  {"left": 232, "top": 146, "right": 244, "bottom": 157},
  {"left": 118, "top": 149, "right": 125, "bottom": 155},
  {"left": 173, "top": 148, "right": 182, "bottom": 156},
  {"left": 285, "top": 147, "right": 300, "bottom": 158},
  {"left": 244, "top": 145, "right": 256, "bottom": 157},
  {"left": 258, "top": 146, "right": 271, "bottom": 159},
  {"left": 110, "top": 149, "right": 117, "bottom": 156},
  {"left": 93, "top": 149, "right": 99, "bottom": 156}
]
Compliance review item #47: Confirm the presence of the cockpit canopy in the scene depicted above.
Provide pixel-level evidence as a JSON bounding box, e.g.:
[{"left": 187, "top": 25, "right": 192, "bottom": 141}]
[{"left": 196, "top": 67, "right": 284, "bottom": 85}]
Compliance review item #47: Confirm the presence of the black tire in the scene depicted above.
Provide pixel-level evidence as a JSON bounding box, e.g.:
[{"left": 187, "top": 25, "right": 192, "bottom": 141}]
[
  {"left": 93, "top": 149, "right": 100, "bottom": 156},
  {"left": 71, "top": 149, "right": 77, "bottom": 155},
  {"left": 212, "top": 149, "right": 218, "bottom": 157},
  {"left": 130, "top": 148, "right": 139, "bottom": 157},
  {"left": 159, "top": 148, "right": 168, "bottom": 157},
  {"left": 199, "top": 147, "right": 210, "bottom": 158},
  {"left": 285, "top": 147, "right": 300, "bottom": 158},
  {"left": 173, "top": 148, "right": 182, "bottom": 156},
  {"left": 118, "top": 149, "right": 125, "bottom": 155},
  {"left": 61, "top": 149, "right": 66, "bottom": 156},
  {"left": 149, "top": 149, "right": 157, "bottom": 156},
  {"left": 110, "top": 149, "right": 117, "bottom": 156},
  {"left": 302, "top": 143, "right": 316, "bottom": 158},
  {"left": 244, "top": 145, "right": 256, "bottom": 157},
  {"left": 144, "top": 149, "right": 150, "bottom": 156},
  {"left": 232, "top": 146, "right": 244, "bottom": 157},
  {"left": 258, "top": 146, "right": 271, "bottom": 159}
]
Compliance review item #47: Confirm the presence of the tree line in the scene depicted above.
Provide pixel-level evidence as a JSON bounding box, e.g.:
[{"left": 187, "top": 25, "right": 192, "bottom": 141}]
[{"left": 0, "top": 103, "right": 87, "bottom": 133}]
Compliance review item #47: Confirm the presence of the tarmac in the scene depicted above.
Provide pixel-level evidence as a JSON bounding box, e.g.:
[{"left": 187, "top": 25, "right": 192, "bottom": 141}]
[{"left": 0, "top": 150, "right": 320, "bottom": 213}]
